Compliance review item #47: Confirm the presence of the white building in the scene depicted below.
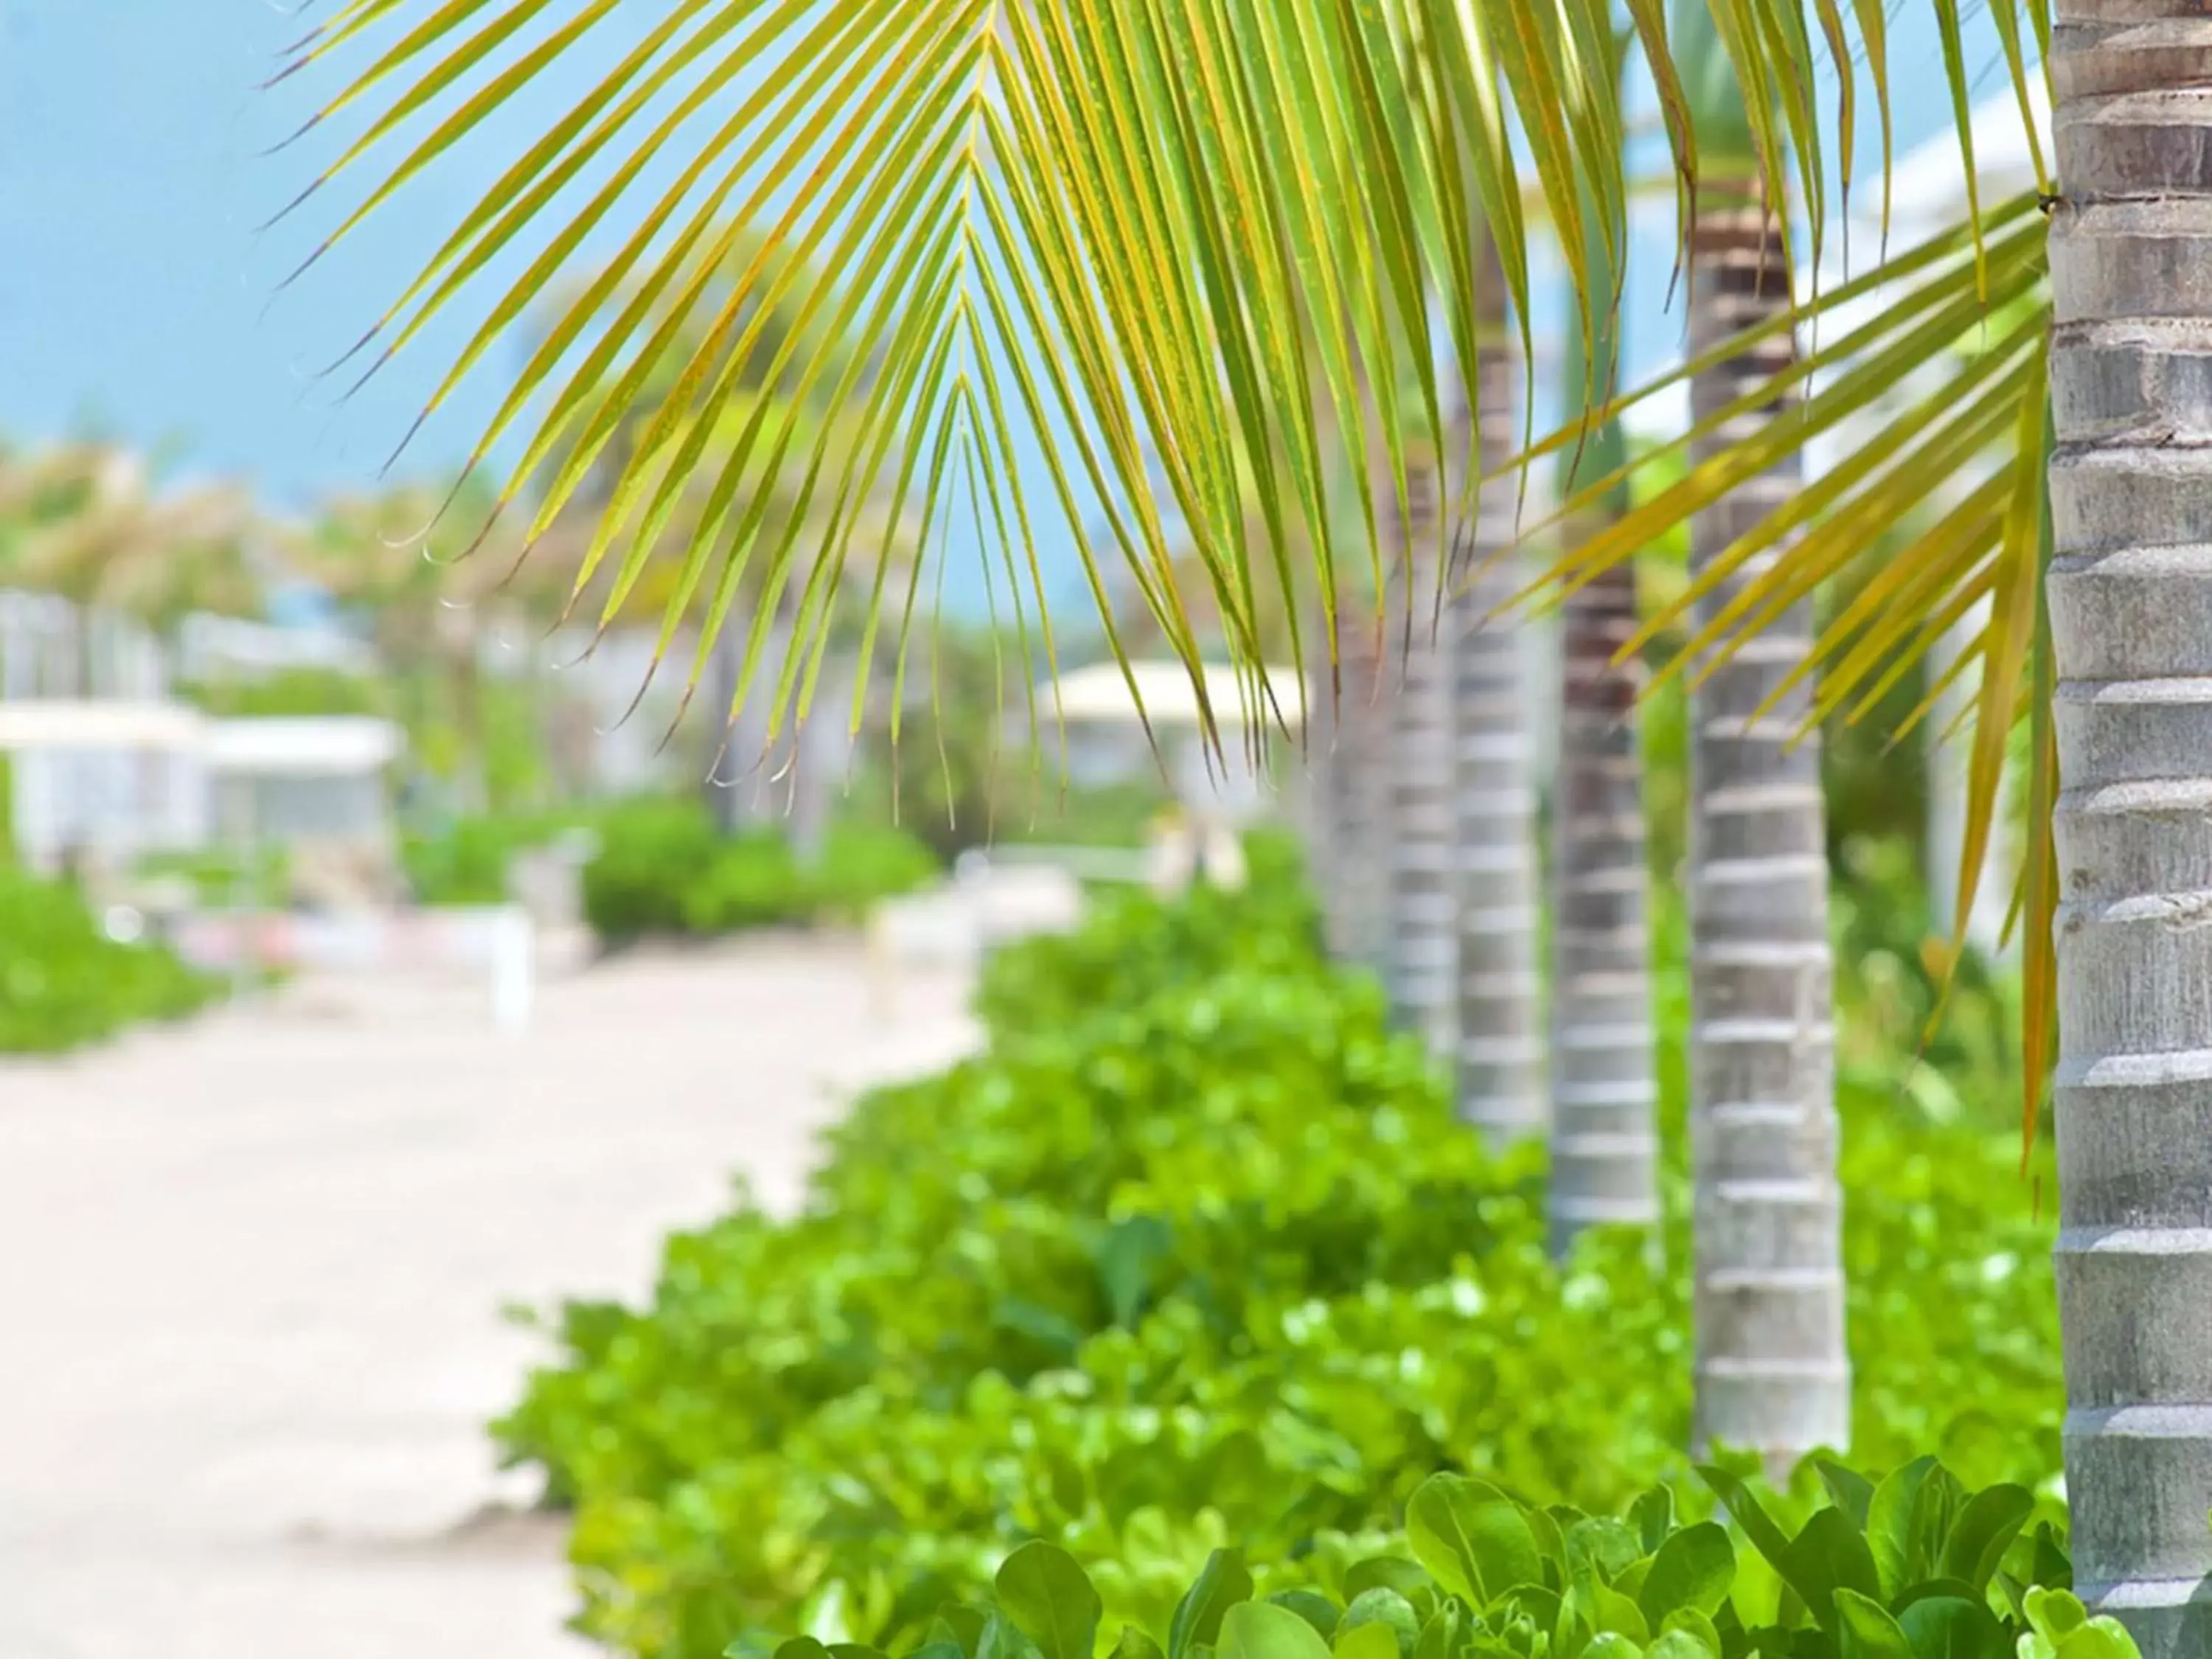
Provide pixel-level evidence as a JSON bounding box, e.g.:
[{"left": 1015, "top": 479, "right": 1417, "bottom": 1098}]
[{"left": 0, "top": 703, "right": 405, "bottom": 883}]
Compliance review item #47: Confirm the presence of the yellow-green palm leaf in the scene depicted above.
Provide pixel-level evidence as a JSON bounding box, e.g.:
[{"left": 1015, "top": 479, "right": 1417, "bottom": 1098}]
[{"left": 279, "top": 0, "right": 1951, "bottom": 753}]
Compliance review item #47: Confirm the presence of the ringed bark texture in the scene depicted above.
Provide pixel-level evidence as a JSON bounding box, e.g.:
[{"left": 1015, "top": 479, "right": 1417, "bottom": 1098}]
[
  {"left": 2047, "top": 0, "right": 2212, "bottom": 1644},
  {"left": 1550, "top": 543, "right": 1660, "bottom": 1252},
  {"left": 1307, "top": 634, "right": 1352, "bottom": 961},
  {"left": 1386, "top": 466, "right": 1460, "bottom": 1059},
  {"left": 1451, "top": 287, "right": 1546, "bottom": 1143},
  {"left": 1685, "top": 193, "right": 1849, "bottom": 1473},
  {"left": 1334, "top": 598, "right": 1395, "bottom": 978}
]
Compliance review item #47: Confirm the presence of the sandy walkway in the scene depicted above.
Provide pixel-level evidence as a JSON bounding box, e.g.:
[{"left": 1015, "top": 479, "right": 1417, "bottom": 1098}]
[{"left": 0, "top": 936, "right": 977, "bottom": 1659}]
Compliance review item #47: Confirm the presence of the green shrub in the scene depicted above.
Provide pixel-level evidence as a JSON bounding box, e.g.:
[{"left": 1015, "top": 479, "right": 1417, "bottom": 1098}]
[
  {"left": 970, "top": 831, "right": 1321, "bottom": 1036},
  {"left": 723, "top": 1466, "right": 2121, "bottom": 1659},
  {"left": 582, "top": 799, "right": 728, "bottom": 938},
  {"left": 681, "top": 832, "right": 805, "bottom": 933},
  {"left": 495, "top": 863, "right": 2064, "bottom": 1658},
  {"left": 580, "top": 798, "right": 941, "bottom": 941},
  {"left": 0, "top": 867, "right": 221, "bottom": 1052},
  {"left": 806, "top": 821, "right": 943, "bottom": 923},
  {"left": 179, "top": 666, "right": 386, "bottom": 719},
  {"left": 136, "top": 844, "right": 291, "bottom": 908},
  {"left": 403, "top": 807, "right": 597, "bottom": 906}
]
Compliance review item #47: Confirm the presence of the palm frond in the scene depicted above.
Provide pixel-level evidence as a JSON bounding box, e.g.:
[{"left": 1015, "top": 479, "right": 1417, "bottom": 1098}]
[
  {"left": 278, "top": 0, "right": 1983, "bottom": 754},
  {"left": 1512, "top": 184, "right": 2056, "bottom": 1125}
]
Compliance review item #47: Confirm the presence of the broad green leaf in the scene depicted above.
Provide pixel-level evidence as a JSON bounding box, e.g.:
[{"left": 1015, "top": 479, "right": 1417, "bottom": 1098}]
[
  {"left": 1172, "top": 1551, "right": 1256, "bottom": 1659},
  {"left": 1526, "top": 1505, "right": 1569, "bottom": 1586},
  {"left": 1568, "top": 1517, "right": 1644, "bottom": 1582},
  {"left": 1096, "top": 1213, "right": 1175, "bottom": 1325},
  {"left": 1406, "top": 1475, "right": 1545, "bottom": 1604},
  {"left": 1329, "top": 1619, "right": 1400, "bottom": 1659},
  {"left": 995, "top": 1542, "right": 1103, "bottom": 1659},
  {"left": 1116, "top": 1629, "right": 1167, "bottom": 1659},
  {"left": 1338, "top": 1589, "right": 1422, "bottom": 1659},
  {"left": 1343, "top": 1562, "right": 1433, "bottom": 1607},
  {"left": 1267, "top": 1593, "right": 1343, "bottom": 1643},
  {"left": 1591, "top": 1585, "right": 1651, "bottom": 1644},
  {"left": 1897, "top": 1596, "right": 2008, "bottom": 1659},
  {"left": 1691, "top": 1467, "right": 1795, "bottom": 1580},
  {"left": 1817, "top": 1462, "right": 1877, "bottom": 1530},
  {"left": 1630, "top": 1489, "right": 1676, "bottom": 1555},
  {"left": 1867, "top": 1459, "right": 1941, "bottom": 1599},
  {"left": 1778, "top": 1509, "right": 1883, "bottom": 1632},
  {"left": 1938, "top": 1486, "right": 2034, "bottom": 1593},
  {"left": 931, "top": 1610, "right": 991, "bottom": 1659},
  {"left": 1638, "top": 1523, "right": 1736, "bottom": 1627},
  {"left": 1220, "top": 1603, "right": 1334, "bottom": 1659},
  {"left": 1409, "top": 1601, "right": 1459, "bottom": 1659},
  {"left": 1832, "top": 1590, "right": 1911, "bottom": 1659},
  {"left": 1659, "top": 1610, "right": 1725, "bottom": 1657}
]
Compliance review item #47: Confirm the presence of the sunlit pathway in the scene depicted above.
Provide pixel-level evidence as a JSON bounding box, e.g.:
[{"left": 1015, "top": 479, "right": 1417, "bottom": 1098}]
[{"left": 0, "top": 936, "right": 977, "bottom": 1659}]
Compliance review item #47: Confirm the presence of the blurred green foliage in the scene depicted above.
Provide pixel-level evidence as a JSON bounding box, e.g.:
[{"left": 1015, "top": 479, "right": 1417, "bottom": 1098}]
[
  {"left": 401, "top": 807, "right": 597, "bottom": 907},
  {"left": 580, "top": 798, "right": 939, "bottom": 940},
  {"left": 177, "top": 667, "right": 387, "bottom": 720},
  {"left": 846, "top": 627, "right": 1172, "bottom": 863},
  {"left": 136, "top": 844, "right": 292, "bottom": 909},
  {"left": 492, "top": 847, "right": 2057, "bottom": 1659},
  {"left": 0, "top": 866, "right": 220, "bottom": 1052},
  {"left": 706, "top": 1468, "right": 2116, "bottom": 1659}
]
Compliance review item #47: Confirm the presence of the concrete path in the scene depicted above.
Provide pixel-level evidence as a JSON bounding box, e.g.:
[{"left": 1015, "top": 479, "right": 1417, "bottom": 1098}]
[{"left": 0, "top": 936, "right": 976, "bottom": 1659}]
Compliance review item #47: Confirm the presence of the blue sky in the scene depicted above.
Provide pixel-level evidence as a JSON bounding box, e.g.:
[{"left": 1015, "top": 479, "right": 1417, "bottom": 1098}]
[{"left": 0, "top": 1, "right": 2018, "bottom": 610}]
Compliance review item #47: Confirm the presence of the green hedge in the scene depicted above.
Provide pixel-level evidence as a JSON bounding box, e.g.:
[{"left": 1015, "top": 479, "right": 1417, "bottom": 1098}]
[
  {"left": 717, "top": 1466, "right": 2126, "bottom": 1659},
  {"left": 401, "top": 807, "right": 596, "bottom": 906},
  {"left": 494, "top": 850, "right": 2063, "bottom": 1658},
  {"left": 581, "top": 799, "right": 938, "bottom": 940},
  {"left": 0, "top": 867, "right": 221, "bottom": 1052}
]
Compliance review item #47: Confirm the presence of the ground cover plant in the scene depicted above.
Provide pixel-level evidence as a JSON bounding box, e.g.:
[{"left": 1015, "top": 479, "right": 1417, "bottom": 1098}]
[
  {"left": 580, "top": 799, "right": 939, "bottom": 940},
  {"left": 715, "top": 1466, "right": 2127, "bottom": 1659},
  {"left": 493, "top": 846, "right": 2063, "bottom": 1658},
  {"left": 0, "top": 865, "right": 221, "bottom": 1053}
]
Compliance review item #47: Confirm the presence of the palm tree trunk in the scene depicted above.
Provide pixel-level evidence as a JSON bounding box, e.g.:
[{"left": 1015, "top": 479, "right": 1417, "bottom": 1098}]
[
  {"left": 1387, "top": 466, "right": 1460, "bottom": 1058},
  {"left": 1453, "top": 273, "right": 1547, "bottom": 1144},
  {"left": 1306, "top": 627, "right": 1354, "bottom": 960},
  {"left": 1686, "top": 187, "right": 1848, "bottom": 1475},
  {"left": 1551, "top": 545, "right": 1660, "bottom": 1249},
  {"left": 1335, "top": 598, "right": 1394, "bottom": 978},
  {"left": 1546, "top": 111, "right": 1655, "bottom": 1244},
  {"left": 2046, "top": 17, "right": 2212, "bottom": 1644}
]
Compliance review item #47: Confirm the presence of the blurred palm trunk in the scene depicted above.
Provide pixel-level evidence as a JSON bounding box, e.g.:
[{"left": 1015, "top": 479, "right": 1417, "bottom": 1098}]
[
  {"left": 1547, "top": 143, "right": 1658, "bottom": 1253},
  {"left": 1333, "top": 599, "right": 1394, "bottom": 978},
  {"left": 1385, "top": 464, "right": 1459, "bottom": 1057},
  {"left": 1684, "top": 183, "right": 1847, "bottom": 1475},
  {"left": 1451, "top": 248, "right": 1545, "bottom": 1144}
]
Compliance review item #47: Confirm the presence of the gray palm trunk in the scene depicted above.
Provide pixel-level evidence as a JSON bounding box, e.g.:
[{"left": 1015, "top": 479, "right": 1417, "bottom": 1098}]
[
  {"left": 1305, "top": 636, "right": 1347, "bottom": 955},
  {"left": 1685, "top": 192, "right": 1848, "bottom": 1473},
  {"left": 1332, "top": 601, "right": 1395, "bottom": 979},
  {"left": 1450, "top": 279, "right": 1547, "bottom": 1143},
  {"left": 1385, "top": 466, "right": 1461, "bottom": 1058},
  {"left": 1551, "top": 543, "right": 1660, "bottom": 1251},
  {"left": 2045, "top": 7, "right": 2212, "bottom": 1643},
  {"left": 1548, "top": 149, "right": 1658, "bottom": 1248}
]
